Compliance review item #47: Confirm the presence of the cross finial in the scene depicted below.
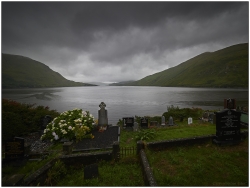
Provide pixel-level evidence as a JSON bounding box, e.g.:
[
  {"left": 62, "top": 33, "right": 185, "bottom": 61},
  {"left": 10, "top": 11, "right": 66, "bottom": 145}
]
[{"left": 99, "top": 102, "right": 106, "bottom": 109}]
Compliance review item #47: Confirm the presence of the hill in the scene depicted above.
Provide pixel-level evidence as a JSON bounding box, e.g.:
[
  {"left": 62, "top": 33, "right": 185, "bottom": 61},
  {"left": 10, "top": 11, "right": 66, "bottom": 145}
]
[
  {"left": 2, "top": 54, "right": 96, "bottom": 88},
  {"left": 123, "top": 43, "right": 248, "bottom": 88}
]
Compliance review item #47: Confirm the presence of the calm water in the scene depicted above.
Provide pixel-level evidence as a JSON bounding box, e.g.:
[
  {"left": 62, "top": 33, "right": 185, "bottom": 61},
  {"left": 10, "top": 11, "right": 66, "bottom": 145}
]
[{"left": 2, "top": 86, "right": 248, "bottom": 125}]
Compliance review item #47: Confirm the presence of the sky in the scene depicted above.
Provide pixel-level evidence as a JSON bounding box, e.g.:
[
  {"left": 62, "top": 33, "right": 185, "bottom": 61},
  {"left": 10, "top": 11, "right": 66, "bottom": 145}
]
[{"left": 2, "top": 1, "right": 249, "bottom": 84}]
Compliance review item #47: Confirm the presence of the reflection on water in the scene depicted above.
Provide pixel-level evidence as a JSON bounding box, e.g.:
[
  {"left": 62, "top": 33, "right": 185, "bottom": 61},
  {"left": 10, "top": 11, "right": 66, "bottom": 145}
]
[{"left": 2, "top": 86, "right": 248, "bottom": 125}]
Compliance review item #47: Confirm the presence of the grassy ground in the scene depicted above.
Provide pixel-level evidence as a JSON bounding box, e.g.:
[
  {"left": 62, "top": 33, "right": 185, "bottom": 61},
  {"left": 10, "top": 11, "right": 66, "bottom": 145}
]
[
  {"left": 146, "top": 139, "right": 248, "bottom": 186},
  {"left": 56, "top": 156, "right": 144, "bottom": 186},
  {"left": 120, "top": 120, "right": 216, "bottom": 147}
]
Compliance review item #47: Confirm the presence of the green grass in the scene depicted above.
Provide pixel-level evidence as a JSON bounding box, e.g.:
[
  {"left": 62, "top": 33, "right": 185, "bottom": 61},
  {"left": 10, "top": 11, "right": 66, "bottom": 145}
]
[
  {"left": 146, "top": 139, "right": 248, "bottom": 186},
  {"left": 119, "top": 121, "right": 216, "bottom": 147},
  {"left": 56, "top": 156, "right": 144, "bottom": 186}
]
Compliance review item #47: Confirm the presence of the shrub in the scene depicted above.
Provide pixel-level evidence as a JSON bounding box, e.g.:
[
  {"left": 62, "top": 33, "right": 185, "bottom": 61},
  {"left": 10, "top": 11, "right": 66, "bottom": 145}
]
[{"left": 40, "top": 108, "right": 95, "bottom": 142}]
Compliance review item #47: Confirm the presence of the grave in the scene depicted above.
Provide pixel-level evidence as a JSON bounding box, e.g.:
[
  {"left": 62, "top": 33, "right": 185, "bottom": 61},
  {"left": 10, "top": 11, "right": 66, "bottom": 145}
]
[
  {"left": 140, "top": 118, "right": 148, "bottom": 129},
  {"left": 41, "top": 115, "right": 52, "bottom": 130},
  {"left": 98, "top": 102, "right": 108, "bottom": 126},
  {"left": 5, "top": 137, "right": 25, "bottom": 159},
  {"left": 123, "top": 117, "right": 134, "bottom": 131},
  {"left": 168, "top": 116, "right": 174, "bottom": 126},
  {"left": 84, "top": 163, "right": 99, "bottom": 179},
  {"left": 150, "top": 121, "right": 158, "bottom": 127},
  {"left": 213, "top": 98, "right": 241, "bottom": 145},
  {"left": 133, "top": 122, "right": 139, "bottom": 132},
  {"left": 161, "top": 116, "right": 166, "bottom": 126},
  {"left": 188, "top": 117, "right": 193, "bottom": 125}
]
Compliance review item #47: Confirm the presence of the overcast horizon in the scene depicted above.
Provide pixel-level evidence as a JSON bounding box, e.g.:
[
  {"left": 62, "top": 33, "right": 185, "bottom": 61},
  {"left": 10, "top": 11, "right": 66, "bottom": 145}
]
[{"left": 2, "top": 2, "right": 249, "bottom": 83}]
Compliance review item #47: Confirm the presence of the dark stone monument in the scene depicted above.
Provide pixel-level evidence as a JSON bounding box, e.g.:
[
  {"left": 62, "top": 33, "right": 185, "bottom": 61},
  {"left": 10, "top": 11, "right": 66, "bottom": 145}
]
[
  {"left": 224, "top": 98, "right": 236, "bottom": 109},
  {"left": 140, "top": 118, "right": 148, "bottom": 129},
  {"left": 5, "top": 137, "right": 25, "bottom": 159},
  {"left": 213, "top": 99, "right": 241, "bottom": 145},
  {"left": 150, "top": 121, "right": 158, "bottom": 127},
  {"left": 41, "top": 115, "right": 52, "bottom": 130},
  {"left": 123, "top": 117, "right": 134, "bottom": 127},
  {"left": 98, "top": 102, "right": 108, "bottom": 126},
  {"left": 84, "top": 163, "right": 99, "bottom": 179}
]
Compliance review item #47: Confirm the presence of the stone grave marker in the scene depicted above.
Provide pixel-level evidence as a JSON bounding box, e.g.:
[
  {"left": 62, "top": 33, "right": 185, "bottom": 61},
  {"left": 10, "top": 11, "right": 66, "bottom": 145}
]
[
  {"left": 98, "top": 102, "right": 108, "bottom": 126},
  {"left": 168, "top": 116, "right": 174, "bottom": 126},
  {"left": 161, "top": 116, "right": 166, "bottom": 126},
  {"left": 224, "top": 98, "right": 236, "bottom": 109},
  {"left": 41, "top": 115, "right": 52, "bottom": 130},
  {"left": 133, "top": 122, "right": 139, "bottom": 131},
  {"left": 140, "top": 118, "right": 148, "bottom": 129},
  {"left": 84, "top": 163, "right": 99, "bottom": 179},
  {"left": 5, "top": 137, "right": 25, "bottom": 159},
  {"left": 123, "top": 117, "right": 134, "bottom": 131},
  {"left": 213, "top": 109, "right": 241, "bottom": 145},
  {"left": 188, "top": 117, "right": 193, "bottom": 125}
]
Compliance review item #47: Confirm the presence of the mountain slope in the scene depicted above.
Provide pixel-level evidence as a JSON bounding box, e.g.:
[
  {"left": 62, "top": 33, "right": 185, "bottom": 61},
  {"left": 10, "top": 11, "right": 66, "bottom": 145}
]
[
  {"left": 2, "top": 54, "right": 96, "bottom": 88},
  {"left": 126, "top": 43, "right": 248, "bottom": 88}
]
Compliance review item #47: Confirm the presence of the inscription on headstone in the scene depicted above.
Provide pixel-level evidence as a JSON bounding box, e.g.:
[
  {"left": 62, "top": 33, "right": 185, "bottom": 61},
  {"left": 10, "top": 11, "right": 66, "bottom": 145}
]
[
  {"left": 214, "top": 109, "right": 241, "bottom": 144},
  {"left": 98, "top": 102, "right": 108, "bottom": 126},
  {"left": 5, "top": 137, "right": 25, "bottom": 159},
  {"left": 140, "top": 118, "right": 148, "bottom": 129}
]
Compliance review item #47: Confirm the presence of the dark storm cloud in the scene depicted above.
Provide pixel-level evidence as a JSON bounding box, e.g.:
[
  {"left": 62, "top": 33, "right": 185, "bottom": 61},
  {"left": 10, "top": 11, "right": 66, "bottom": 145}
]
[{"left": 2, "top": 2, "right": 248, "bottom": 83}]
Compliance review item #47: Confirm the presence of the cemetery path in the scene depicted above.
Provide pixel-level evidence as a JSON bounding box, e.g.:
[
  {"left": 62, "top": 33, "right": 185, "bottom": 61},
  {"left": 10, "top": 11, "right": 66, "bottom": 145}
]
[{"left": 74, "top": 126, "right": 119, "bottom": 150}]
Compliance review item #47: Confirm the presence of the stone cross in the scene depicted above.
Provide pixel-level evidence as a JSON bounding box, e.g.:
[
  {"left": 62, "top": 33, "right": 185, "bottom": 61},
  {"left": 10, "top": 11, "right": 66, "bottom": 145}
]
[
  {"left": 98, "top": 102, "right": 108, "bottom": 126},
  {"left": 161, "top": 116, "right": 166, "bottom": 125}
]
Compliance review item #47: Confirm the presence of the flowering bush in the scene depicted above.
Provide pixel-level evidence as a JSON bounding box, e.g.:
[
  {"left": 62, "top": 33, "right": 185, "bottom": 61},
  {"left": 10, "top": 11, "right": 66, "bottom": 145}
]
[{"left": 41, "top": 108, "right": 95, "bottom": 142}]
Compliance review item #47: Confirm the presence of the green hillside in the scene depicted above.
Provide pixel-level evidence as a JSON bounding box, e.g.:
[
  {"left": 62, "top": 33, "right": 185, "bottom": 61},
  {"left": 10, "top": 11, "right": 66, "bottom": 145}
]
[
  {"left": 2, "top": 54, "right": 96, "bottom": 88},
  {"left": 126, "top": 43, "right": 248, "bottom": 88}
]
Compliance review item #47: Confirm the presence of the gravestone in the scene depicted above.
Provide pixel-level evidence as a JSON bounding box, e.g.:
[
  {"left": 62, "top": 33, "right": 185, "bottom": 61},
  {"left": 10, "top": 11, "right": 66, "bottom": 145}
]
[
  {"left": 188, "top": 117, "right": 193, "bottom": 125},
  {"left": 98, "top": 102, "right": 108, "bottom": 126},
  {"left": 168, "top": 116, "right": 174, "bottom": 126},
  {"left": 5, "top": 137, "right": 25, "bottom": 159},
  {"left": 213, "top": 109, "right": 241, "bottom": 145},
  {"left": 84, "top": 163, "right": 99, "bottom": 179},
  {"left": 224, "top": 98, "right": 236, "bottom": 109},
  {"left": 161, "top": 116, "right": 166, "bottom": 126},
  {"left": 41, "top": 115, "right": 52, "bottom": 130},
  {"left": 123, "top": 117, "right": 134, "bottom": 127},
  {"left": 133, "top": 122, "right": 139, "bottom": 132},
  {"left": 140, "top": 118, "right": 148, "bottom": 129}
]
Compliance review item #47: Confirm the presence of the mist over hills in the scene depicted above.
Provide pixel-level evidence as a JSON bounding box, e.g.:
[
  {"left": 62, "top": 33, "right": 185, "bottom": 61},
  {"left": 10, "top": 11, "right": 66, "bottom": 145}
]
[
  {"left": 2, "top": 54, "right": 96, "bottom": 88},
  {"left": 115, "top": 43, "right": 248, "bottom": 88}
]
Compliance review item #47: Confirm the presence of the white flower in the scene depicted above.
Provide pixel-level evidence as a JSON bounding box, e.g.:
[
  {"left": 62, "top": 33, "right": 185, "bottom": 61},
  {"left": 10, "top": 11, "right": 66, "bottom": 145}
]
[
  {"left": 68, "top": 126, "right": 72, "bottom": 130},
  {"left": 82, "top": 111, "right": 87, "bottom": 117},
  {"left": 52, "top": 132, "right": 56, "bottom": 136},
  {"left": 44, "top": 129, "right": 47, "bottom": 133},
  {"left": 54, "top": 135, "right": 59, "bottom": 140}
]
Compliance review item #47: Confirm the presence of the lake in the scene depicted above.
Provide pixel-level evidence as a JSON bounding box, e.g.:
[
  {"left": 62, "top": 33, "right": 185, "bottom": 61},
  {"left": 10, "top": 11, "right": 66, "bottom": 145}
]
[{"left": 2, "top": 86, "right": 248, "bottom": 125}]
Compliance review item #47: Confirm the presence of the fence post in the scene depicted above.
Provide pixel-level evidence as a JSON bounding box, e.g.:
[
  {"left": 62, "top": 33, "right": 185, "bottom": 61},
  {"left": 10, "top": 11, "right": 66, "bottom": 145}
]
[
  {"left": 137, "top": 140, "right": 145, "bottom": 155},
  {"left": 113, "top": 141, "right": 120, "bottom": 161}
]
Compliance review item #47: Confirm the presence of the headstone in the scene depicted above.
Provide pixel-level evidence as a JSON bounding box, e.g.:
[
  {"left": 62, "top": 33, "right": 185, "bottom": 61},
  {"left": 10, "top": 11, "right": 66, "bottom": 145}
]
[
  {"left": 84, "top": 163, "right": 99, "bottom": 179},
  {"left": 161, "top": 116, "right": 166, "bottom": 126},
  {"left": 123, "top": 117, "right": 134, "bottom": 127},
  {"left": 5, "top": 137, "right": 25, "bottom": 159},
  {"left": 41, "top": 115, "right": 52, "bottom": 130},
  {"left": 168, "top": 116, "right": 174, "bottom": 126},
  {"left": 224, "top": 98, "right": 236, "bottom": 110},
  {"left": 202, "top": 112, "right": 209, "bottom": 122},
  {"left": 133, "top": 122, "right": 139, "bottom": 132},
  {"left": 213, "top": 109, "right": 241, "bottom": 145},
  {"left": 98, "top": 102, "right": 108, "bottom": 126},
  {"left": 208, "top": 113, "right": 214, "bottom": 123},
  {"left": 188, "top": 117, "right": 192, "bottom": 125},
  {"left": 140, "top": 118, "right": 148, "bottom": 129}
]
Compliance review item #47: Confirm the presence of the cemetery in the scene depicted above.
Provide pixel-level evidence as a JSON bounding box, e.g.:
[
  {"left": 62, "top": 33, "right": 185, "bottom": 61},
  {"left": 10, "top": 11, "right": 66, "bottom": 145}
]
[{"left": 2, "top": 100, "right": 249, "bottom": 186}]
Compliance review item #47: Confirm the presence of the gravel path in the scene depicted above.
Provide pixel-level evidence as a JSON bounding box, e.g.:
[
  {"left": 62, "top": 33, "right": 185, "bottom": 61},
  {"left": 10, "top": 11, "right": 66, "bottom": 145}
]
[{"left": 74, "top": 126, "right": 119, "bottom": 150}]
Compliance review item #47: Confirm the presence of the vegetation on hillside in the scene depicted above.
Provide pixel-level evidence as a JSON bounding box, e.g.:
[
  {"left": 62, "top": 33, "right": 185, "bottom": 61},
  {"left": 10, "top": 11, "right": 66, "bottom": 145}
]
[
  {"left": 120, "top": 43, "right": 248, "bottom": 88},
  {"left": 2, "top": 53, "right": 96, "bottom": 88}
]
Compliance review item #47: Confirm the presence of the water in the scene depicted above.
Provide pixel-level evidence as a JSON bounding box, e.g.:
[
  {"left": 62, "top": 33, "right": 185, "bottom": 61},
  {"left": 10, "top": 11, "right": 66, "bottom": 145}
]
[{"left": 2, "top": 86, "right": 248, "bottom": 125}]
